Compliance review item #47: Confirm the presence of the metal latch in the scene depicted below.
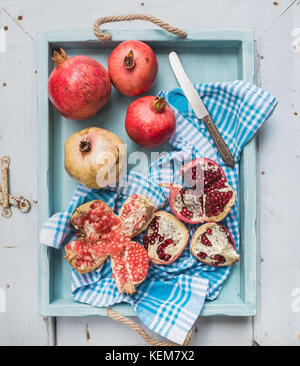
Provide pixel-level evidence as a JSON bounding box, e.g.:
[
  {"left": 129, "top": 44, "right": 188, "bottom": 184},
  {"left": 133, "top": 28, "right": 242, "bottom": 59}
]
[{"left": 0, "top": 156, "right": 31, "bottom": 218}]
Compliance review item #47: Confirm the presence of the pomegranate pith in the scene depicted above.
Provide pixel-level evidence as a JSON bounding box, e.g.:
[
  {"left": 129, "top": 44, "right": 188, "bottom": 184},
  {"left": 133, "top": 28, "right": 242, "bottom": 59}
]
[{"left": 48, "top": 49, "right": 111, "bottom": 120}]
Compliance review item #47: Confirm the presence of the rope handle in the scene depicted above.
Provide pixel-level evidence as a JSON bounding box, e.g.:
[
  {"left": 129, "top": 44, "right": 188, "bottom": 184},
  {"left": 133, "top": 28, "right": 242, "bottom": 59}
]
[
  {"left": 93, "top": 14, "right": 188, "bottom": 42},
  {"left": 107, "top": 308, "right": 192, "bottom": 346}
]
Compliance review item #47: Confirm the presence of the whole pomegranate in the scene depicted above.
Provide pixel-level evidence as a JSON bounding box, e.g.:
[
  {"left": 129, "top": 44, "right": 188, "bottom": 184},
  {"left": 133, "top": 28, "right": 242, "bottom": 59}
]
[
  {"left": 108, "top": 40, "right": 158, "bottom": 96},
  {"left": 190, "top": 222, "right": 239, "bottom": 267},
  {"left": 48, "top": 48, "right": 111, "bottom": 120},
  {"left": 125, "top": 96, "right": 176, "bottom": 148},
  {"left": 64, "top": 127, "right": 127, "bottom": 189},
  {"left": 161, "top": 158, "right": 235, "bottom": 224}
]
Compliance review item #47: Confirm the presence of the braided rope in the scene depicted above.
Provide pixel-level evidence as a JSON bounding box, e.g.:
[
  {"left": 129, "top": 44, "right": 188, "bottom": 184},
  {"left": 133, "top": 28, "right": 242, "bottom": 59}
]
[
  {"left": 107, "top": 308, "right": 192, "bottom": 346},
  {"left": 93, "top": 14, "right": 188, "bottom": 42}
]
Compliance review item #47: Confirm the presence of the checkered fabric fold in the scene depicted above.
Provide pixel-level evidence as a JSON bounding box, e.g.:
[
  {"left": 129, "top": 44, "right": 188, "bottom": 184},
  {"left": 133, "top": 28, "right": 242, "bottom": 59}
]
[{"left": 40, "top": 81, "right": 277, "bottom": 344}]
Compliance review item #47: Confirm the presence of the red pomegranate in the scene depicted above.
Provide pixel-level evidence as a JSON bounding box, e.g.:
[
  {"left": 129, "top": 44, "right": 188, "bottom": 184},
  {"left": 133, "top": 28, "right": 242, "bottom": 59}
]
[
  {"left": 108, "top": 40, "right": 158, "bottom": 96},
  {"left": 125, "top": 96, "right": 176, "bottom": 148},
  {"left": 65, "top": 198, "right": 151, "bottom": 294},
  {"left": 161, "top": 158, "right": 235, "bottom": 224},
  {"left": 48, "top": 48, "right": 111, "bottom": 120},
  {"left": 143, "top": 211, "right": 189, "bottom": 265},
  {"left": 190, "top": 222, "right": 239, "bottom": 267}
]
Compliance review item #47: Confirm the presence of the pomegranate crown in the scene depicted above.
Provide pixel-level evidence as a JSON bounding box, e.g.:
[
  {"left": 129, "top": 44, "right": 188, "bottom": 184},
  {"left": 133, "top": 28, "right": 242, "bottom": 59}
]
[
  {"left": 52, "top": 48, "right": 68, "bottom": 66},
  {"left": 79, "top": 138, "right": 92, "bottom": 153},
  {"left": 152, "top": 96, "right": 167, "bottom": 113},
  {"left": 123, "top": 50, "right": 135, "bottom": 69}
]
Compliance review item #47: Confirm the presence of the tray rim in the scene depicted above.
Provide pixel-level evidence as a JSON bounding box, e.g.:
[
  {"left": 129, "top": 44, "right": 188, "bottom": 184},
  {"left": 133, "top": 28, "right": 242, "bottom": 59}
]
[{"left": 37, "top": 28, "right": 256, "bottom": 317}]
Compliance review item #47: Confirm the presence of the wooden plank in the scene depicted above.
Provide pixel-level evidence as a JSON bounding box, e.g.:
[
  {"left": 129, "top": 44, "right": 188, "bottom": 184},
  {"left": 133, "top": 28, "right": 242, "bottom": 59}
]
[
  {"left": 56, "top": 315, "right": 253, "bottom": 346},
  {"left": 0, "top": 7, "right": 51, "bottom": 345},
  {"left": 253, "top": 1, "right": 300, "bottom": 346}
]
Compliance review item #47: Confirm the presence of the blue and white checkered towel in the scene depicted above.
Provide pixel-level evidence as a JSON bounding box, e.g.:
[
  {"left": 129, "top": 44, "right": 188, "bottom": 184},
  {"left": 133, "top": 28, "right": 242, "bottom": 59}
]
[{"left": 40, "top": 81, "right": 277, "bottom": 344}]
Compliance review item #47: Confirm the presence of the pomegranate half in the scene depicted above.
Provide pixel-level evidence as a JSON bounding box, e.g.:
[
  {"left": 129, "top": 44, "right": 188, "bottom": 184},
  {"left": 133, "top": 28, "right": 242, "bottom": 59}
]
[
  {"left": 65, "top": 127, "right": 127, "bottom": 189},
  {"left": 143, "top": 211, "right": 189, "bottom": 265},
  {"left": 48, "top": 49, "right": 111, "bottom": 120},
  {"left": 125, "top": 96, "right": 176, "bottom": 148},
  {"left": 108, "top": 40, "right": 158, "bottom": 96},
  {"left": 161, "top": 158, "right": 235, "bottom": 224},
  {"left": 190, "top": 222, "right": 239, "bottom": 267}
]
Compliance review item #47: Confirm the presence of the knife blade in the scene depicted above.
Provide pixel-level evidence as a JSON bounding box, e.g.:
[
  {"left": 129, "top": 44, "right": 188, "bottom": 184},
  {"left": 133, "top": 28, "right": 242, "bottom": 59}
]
[{"left": 168, "top": 51, "right": 235, "bottom": 168}]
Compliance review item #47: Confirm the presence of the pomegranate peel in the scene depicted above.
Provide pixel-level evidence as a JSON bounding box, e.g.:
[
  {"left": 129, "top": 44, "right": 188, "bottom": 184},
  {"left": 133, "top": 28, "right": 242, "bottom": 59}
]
[
  {"left": 111, "top": 241, "right": 149, "bottom": 294},
  {"left": 190, "top": 222, "right": 239, "bottom": 267},
  {"left": 119, "top": 194, "right": 156, "bottom": 238},
  {"left": 65, "top": 127, "right": 127, "bottom": 189},
  {"left": 143, "top": 211, "right": 189, "bottom": 265}
]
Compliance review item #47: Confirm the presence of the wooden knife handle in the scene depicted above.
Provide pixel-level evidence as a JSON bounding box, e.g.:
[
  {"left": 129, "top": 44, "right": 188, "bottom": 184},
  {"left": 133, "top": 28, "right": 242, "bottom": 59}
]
[{"left": 202, "top": 115, "right": 235, "bottom": 168}]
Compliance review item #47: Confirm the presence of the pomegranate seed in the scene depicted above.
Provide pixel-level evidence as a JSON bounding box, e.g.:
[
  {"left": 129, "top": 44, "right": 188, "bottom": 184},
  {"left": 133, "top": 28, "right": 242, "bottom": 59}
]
[{"left": 198, "top": 252, "right": 207, "bottom": 260}]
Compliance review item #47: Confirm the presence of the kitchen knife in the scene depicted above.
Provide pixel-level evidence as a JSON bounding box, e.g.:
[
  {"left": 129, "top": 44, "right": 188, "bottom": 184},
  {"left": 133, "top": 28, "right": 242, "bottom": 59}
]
[{"left": 169, "top": 51, "right": 235, "bottom": 168}]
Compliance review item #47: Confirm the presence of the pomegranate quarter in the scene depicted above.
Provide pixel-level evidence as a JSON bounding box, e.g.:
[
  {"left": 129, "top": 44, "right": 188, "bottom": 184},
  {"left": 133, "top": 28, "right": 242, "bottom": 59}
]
[
  {"left": 125, "top": 95, "right": 176, "bottom": 148},
  {"left": 48, "top": 49, "right": 111, "bottom": 120},
  {"left": 108, "top": 40, "right": 158, "bottom": 96},
  {"left": 119, "top": 194, "right": 156, "bottom": 238},
  {"left": 143, "top": 211, "right": 189, "bottom": 265},
  {"left": 161, "top": 158, "right": 235, "bottom": 224},
  {"left": 190, "top": 222, "right": 239, "bottom": 267},
  {"left": 111, "top": 241, "right": 149, "bottom": 295}
]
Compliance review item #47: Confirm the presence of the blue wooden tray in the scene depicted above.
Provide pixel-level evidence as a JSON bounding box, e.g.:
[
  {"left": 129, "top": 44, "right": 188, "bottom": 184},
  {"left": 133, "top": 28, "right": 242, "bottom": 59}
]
[{"left": 37, "top": 29, "right": 256, "bottom": 317}]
